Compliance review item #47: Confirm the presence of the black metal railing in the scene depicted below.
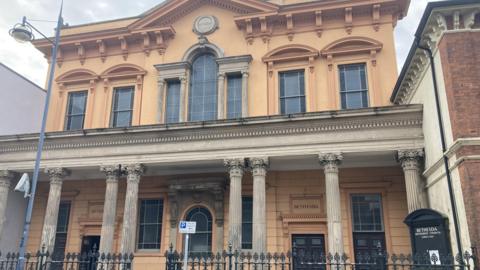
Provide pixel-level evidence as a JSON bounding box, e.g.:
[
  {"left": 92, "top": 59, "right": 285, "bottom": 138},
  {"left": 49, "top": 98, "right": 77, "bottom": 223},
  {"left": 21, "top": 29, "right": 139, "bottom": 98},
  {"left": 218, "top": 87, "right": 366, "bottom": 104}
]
[
  {"left": 165, "top": 245, "right": 477, "bottom": 270},
  {"left": 0, "top": 245, "right": 134, "bottom": 270}
]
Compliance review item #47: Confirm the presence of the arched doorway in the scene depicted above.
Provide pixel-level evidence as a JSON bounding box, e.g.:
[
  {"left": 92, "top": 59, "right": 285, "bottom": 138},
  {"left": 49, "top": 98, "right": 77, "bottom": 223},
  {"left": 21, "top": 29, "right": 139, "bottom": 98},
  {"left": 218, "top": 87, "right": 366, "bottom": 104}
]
[{"left": 186, "top": 206, "right": 213, "bottom": 255}]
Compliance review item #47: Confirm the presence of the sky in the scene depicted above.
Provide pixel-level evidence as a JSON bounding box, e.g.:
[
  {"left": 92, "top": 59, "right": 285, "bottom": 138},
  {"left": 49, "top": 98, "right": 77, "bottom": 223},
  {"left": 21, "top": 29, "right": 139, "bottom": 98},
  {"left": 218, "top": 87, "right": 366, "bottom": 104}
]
[{"left": 0, "top": 0, "right": 430, "bottom": 88}]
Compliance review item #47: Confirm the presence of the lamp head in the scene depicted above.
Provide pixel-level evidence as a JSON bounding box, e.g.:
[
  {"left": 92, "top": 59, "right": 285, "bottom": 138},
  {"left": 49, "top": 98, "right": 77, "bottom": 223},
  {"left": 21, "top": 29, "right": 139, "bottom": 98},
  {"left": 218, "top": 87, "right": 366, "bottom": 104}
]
[{"left": 9, "top": 18, "right": 34, "bottom": 43}]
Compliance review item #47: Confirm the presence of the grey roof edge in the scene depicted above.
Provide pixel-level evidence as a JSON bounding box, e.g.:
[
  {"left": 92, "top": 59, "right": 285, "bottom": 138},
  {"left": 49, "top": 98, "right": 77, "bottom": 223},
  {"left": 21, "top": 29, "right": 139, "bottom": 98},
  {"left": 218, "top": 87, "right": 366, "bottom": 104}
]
[{"left": 390, "top": 0, "right": 480, "bottom": 103}]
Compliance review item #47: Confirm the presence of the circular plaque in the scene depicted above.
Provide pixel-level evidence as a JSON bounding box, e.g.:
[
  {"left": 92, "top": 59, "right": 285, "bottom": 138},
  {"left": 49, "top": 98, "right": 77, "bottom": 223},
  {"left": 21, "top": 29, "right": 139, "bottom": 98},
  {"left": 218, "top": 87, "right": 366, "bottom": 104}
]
[{"left": 193, "top": 16, "right": 218, "bottom": 35}]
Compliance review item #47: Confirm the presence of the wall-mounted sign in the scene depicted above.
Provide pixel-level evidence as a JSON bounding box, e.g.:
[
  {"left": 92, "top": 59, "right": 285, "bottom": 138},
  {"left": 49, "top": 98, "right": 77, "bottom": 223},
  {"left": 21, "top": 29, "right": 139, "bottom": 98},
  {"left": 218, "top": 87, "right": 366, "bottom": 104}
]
[
  {"left": 404, "top": 209, "right": 451, "bottom": 263},
  {"left": 290, "top": 195, "right": 324, "bottom": 215},
  {"left": 179, "top": 221, "right": 196, "bottom": 234},
  {"left": 193, "top": 16, "right": 218, "bottom": 36}
]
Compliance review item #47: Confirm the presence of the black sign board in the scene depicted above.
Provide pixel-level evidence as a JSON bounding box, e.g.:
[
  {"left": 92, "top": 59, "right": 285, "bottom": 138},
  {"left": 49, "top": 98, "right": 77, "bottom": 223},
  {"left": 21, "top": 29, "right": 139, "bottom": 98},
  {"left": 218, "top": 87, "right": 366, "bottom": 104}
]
[{"left": 404, "top": 209, "right": 451, "bottom": 263}]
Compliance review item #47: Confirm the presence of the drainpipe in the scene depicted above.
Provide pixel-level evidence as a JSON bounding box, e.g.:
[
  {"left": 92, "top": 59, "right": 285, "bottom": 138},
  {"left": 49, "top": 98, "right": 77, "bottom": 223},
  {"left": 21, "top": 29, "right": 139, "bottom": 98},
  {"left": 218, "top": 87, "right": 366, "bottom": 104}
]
[{"left": 416, "top": 40, "right": 464, "bottom": 259}]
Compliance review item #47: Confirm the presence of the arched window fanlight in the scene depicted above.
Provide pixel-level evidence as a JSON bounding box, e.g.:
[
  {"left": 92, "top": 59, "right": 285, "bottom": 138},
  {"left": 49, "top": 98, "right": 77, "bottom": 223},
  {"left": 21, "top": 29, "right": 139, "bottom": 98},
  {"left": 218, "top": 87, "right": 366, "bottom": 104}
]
[
  {"left": 188, "top": 54, "right": 218, "bottom": 121},
  {"left": 185, "top": 207, "right": 213, "bottom": 255}
]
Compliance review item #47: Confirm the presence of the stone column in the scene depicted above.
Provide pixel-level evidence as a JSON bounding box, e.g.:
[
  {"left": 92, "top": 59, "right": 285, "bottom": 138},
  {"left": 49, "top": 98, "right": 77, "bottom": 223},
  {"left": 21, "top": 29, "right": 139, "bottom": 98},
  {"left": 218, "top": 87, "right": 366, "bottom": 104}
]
[
  {"left": 217, "top": 73, "right": 226, "bottom": 119},
  {"left": 250, "top": 157, "right": 268, "bottom": 253},
  {"left": 318, "top": 153, "right": 344, "bottom": 255},
  {"left": 397, "top": 149, "right": 428, "bottom": 212},
  {"left": 156, "top": 79, "right": 166, "bottom": 123},
  {"left": 120, "top": 164, "right": 144, "bottom": 254},
  {"left": 99, "top": 165, "right": 122, "bottom": 254},
  {"left": 0, "top": 170, "right": 14, "bottom": 237},
  {"left": 224, "top": 159, "right": 245, "bottom": 251},
  {"left": 241, "top": 71, "right": 249, "bottom": 118},
  {"left": 41, "top": 168, "right": 70, "bottom": 253},
  {"left": 179, "top": 76, "right": 187, "bottom": 122}
]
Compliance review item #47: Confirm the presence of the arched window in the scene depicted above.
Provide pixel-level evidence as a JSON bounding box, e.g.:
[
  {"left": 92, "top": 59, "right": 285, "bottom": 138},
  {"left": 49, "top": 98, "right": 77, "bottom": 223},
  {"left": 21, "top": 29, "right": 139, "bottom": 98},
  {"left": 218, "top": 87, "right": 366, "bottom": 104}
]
[
  {"left": 188, "top": 54, "right": 218, "bottom": 121},
  {"left": 186, "top": 207, "right": 213, "bottom": 255}
]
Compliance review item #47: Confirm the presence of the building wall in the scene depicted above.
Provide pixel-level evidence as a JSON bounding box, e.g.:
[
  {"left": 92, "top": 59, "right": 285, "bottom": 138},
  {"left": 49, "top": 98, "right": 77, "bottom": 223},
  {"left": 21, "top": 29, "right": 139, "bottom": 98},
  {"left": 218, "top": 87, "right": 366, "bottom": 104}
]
[
  {"left": 437, "top": 31, "right": 480, "bottom": 249},
  {"left": 41, "top": 1, "right": 401, "bottom": 132},
  {"left": 26, "top": 167, "right": 410, "bottom": 269},
  {"left": 0, "top": 63, "right": 45, "bottom": 135}
]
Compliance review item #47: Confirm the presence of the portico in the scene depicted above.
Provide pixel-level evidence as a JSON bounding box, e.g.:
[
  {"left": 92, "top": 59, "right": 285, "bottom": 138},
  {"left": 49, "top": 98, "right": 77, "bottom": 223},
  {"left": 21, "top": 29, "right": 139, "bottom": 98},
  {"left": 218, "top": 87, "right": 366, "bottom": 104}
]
[{"left": 0, "top": 105, "right": 424, "bottom": 262}]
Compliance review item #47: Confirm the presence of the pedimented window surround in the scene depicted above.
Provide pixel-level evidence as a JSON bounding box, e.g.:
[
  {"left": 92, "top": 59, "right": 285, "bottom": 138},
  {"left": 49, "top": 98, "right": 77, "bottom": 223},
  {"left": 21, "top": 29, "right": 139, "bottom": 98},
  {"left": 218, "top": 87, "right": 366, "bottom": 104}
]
[
  {"left": 100, "top": 64, "right": 147, "bottom": 127},
  {"left": 155, "top": 40, "right": 252, "bottom": 123},
  {"left": 321, "top": 37, "right": 383, "bottom": 110},
  {"left": 56, "top": 69, "right": 99, "bottom": 130},
  {"left": 263, "top": 44, "right": 319, "bottom": 115}
]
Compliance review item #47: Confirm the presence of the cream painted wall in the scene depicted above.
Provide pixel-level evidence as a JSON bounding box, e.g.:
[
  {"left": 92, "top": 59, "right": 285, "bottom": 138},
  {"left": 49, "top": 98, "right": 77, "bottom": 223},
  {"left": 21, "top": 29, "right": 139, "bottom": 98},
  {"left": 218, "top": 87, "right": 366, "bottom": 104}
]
[
  {"left": 44, "top": 2, "right": 400, "bottom": 131},
  {"left": 409, "top": 48, "right": 471, "bottom": 253}
]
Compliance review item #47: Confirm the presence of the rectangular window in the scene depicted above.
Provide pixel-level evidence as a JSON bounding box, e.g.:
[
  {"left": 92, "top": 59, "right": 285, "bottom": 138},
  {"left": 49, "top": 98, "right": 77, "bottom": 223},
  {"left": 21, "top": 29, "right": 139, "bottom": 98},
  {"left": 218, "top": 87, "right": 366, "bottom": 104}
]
[
  {"left": 227, "top": 74, "right": 242, "bottom": 119},
  {"left": 137, "top": 199, "right": 164, "bottom": 250},
  {"left": 242, "top": 196, "right": 253, "bottom": 249},
  {"left": 279, "top": 70, "right": 306, "bottom": 114},
  {"left": 111, "top": 86, "right": 134, "bottom": 128},
  {"left": 351, "top": 194, "right": 384, "bottom": 232},
  {"left": 165, "top": 80, "right": 181, "bottom": 124},
  {"left": 65, "top": 91, "right": 87, "bottom": 130},
  {"left": 339, "top": 64, "right": 369, "bottom": 109},
  {"left": 52, "top": 201, "right": 71, "bottom": 259}
]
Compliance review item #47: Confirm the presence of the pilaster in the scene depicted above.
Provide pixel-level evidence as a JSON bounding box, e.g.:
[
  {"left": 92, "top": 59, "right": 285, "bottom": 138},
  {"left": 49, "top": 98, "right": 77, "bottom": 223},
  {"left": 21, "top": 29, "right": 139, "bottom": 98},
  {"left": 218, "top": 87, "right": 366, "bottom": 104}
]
[{"left": 397, "top": 149, "right": 428, "bottom": 212}]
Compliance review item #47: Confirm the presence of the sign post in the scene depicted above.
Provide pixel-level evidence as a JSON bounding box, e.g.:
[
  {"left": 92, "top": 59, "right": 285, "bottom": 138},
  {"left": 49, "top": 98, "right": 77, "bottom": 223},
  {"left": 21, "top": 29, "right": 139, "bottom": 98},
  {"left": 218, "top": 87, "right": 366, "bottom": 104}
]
[{"left": 179, "top": 221, "right": 196, "bottom": 270}]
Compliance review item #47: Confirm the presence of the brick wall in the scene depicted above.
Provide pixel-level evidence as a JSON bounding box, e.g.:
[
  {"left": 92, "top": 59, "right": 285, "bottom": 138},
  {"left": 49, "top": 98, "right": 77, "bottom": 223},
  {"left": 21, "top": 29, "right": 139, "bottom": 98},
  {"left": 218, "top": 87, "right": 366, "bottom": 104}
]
[{"left": 438, "top": 31, "right": 480, "bottom": 249}]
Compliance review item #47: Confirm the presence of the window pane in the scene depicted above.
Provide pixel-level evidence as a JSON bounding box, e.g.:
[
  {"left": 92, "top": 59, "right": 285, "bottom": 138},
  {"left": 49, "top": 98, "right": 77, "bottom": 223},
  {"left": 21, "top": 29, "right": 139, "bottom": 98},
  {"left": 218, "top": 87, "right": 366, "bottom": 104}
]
[
  {"left": 279, "top": 70, "right": 305, "bottom": 114},
  {"left": 138, "top": 199, "right": 163, "bottom": 250},
  {"left": 227, "top": 74, "right": 242, "bottom": 119},
  {"left": 339, "top": 64, "right": 369, "bottom": 109},
  {"left": 242, "top": 197, "right": 253, "bottom": 249},
  {"left": 351, "top": 194, "right": 384, "bottom": 232},
  {"left": 56, "top": 202, "right": 71, "bottom": 233},
  {"left": 189, "top": 54, "right": 218, "bottom": 121},
  {"left": 112, "top": 87, "right": 134, "bottom": 127},
  {"left": 166, "top": 81, "right": 181, "bottom": 123},
  {"left": 65, "top": 91, "right": 87, "bottom": 130}
]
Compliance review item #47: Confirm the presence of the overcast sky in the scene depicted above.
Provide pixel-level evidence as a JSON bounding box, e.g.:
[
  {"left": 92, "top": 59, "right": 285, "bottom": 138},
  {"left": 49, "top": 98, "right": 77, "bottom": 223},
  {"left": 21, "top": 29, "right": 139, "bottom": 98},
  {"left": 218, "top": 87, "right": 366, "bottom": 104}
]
[{"left": 0, "top": 0, "right": 430, "bottom": 88}]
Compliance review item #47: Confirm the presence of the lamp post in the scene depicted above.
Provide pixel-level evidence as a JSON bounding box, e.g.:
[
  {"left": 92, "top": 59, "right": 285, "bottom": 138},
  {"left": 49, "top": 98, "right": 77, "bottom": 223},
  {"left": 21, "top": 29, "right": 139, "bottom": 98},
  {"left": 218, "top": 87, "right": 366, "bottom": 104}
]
[{"left": 9, "top": 2, "right": 63, "bottom": 270}]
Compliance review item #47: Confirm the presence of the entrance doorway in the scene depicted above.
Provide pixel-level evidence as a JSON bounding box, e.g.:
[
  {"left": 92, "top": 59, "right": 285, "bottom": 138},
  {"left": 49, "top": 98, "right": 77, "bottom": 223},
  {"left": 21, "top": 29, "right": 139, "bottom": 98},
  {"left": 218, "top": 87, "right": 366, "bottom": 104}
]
[
  {"left": 292, "top": 234, "right": 326, "bottom": 270},
  {"left": 81, "top": 235, "right": 101, "bottom": 254}
]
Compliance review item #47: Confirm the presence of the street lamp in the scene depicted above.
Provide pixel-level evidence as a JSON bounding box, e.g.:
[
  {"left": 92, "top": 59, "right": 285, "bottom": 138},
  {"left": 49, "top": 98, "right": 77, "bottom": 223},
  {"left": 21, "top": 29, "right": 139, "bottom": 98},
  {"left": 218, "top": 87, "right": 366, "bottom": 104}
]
[{"left": 9, "top": 2, "right": 64, "bottom": 270}]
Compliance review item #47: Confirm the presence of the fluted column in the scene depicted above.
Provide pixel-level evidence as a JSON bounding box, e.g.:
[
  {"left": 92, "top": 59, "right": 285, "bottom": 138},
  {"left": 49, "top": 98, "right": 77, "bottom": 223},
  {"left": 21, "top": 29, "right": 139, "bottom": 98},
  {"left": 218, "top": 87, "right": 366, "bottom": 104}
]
[
  {"left": 250, "top": 157, "right": 268, "bottom": 253},
  {"left": 0, "top": 170, "right": 14, "bottom": 237},
  {"left": 99, "top": 165, "right": 123, "bottom": 254},
  {"left": 397, "top": 149, "right": 428, "bottom": 212},
  {"left": 217, "top": 73, "right": 226, "bottom": 119},
  {"left": 41, "top": 168, "right": 70, "bottom": 253},
  {"left": 319, "top": 153, "right": 344, "bottom": 255},
  {"left": 224, "top": 159, "right": 245, "bottom": 251},
  {"left": 241, "top": 71, "right": 249, "bottom": 118},
  {"left": 179, "top": 76, "right": 187, "bottom": 122},
  {"left": 120, "top": 164, "right": 144, "bottom": 254}
]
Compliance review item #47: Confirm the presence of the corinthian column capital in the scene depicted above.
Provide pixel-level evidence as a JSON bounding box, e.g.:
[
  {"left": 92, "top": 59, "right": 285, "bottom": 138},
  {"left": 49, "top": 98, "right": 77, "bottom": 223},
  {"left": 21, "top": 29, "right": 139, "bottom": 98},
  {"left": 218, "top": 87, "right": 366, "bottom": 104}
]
[
  {"left": 45, "top": 168, "right": 70, "bottom": 185},
  {"left": 318, "top": 153, "right": 343, "bottom": 173},
  {"left": 100, "top": 165, "right": 124, "bottom": 182},
  {"left": 224, "top": 158, "right": 246, "bottom": 177},
  {"left": 397, "top": 149, "right": 424, "bottom": 170},
  {"left": 249, "top": 157, "right": 269, "bottom": 177},
  {"left": 123, "top": 164, "right": 145, "bottom": 182}
]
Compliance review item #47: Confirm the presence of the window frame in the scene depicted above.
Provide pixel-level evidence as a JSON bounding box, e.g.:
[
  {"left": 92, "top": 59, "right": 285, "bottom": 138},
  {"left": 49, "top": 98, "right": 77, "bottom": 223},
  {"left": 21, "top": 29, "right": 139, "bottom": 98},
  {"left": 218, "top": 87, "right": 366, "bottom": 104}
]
[
  {"left": 278, "top": 69, "right": 306, "bottom": 115},
  {"left": 338, "top": 63, "right": 370, "bottom": 110},
  {"left": 350, "top": 193, "right": 385, "bottom": 233},
  {"left": 64, "top": 90, "right": 88, "bottom": 131},
  {"left": 226, "top": 73, "right": 243, "bottom": 119},
  {"left": 188, "top": 53, "right": 219, "bottom": 122},
  {"left": 165, "top": 80, "right": 182, "bottom": 124},
  {"left": 110, "top": 86, "right": 135, "bottom": 128},
  {"left": 136, "top": 198, "right": 165, "bottom": 251}
]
